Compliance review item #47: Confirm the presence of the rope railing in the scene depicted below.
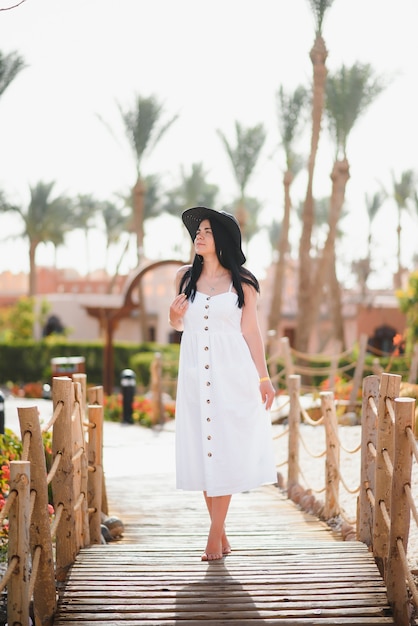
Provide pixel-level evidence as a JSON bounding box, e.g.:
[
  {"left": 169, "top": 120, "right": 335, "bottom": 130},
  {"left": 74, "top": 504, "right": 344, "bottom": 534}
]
[
  {"left": 271, "top": 334, "right": 370, "bottom": 408},
  {"left": 276, "top": 368, "right": 418, "bottom": 623},
  {"left": 359, "top": 373, "right": 418, "bottom": 625},
  {"left": 0, "top": 373, "right": 106, "bottom": 626},
  {"left": 276, "top": 374, "right": 361, "bottom": 528}
]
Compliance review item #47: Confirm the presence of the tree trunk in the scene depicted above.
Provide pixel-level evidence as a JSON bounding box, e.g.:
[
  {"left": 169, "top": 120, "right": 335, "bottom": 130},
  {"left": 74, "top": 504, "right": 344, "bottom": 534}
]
[
  {"left": 267, "top": 170, "right": 293, "bottom": 333},
  {"left": 295, "top": 34, "right": 328, "bottom": 353},
  {"left": 235, "top": 198, "right": 248, "bottom": 244},
  {"left": 328, "top": 251, "right": 346, "bottom": 349},
  {"left": 132, "top": 177, "right": 148, "bottom": 341},
  {"left": 394, "top": 208, "right": 402, "bottom": 289},
  {"left": 28, "top": 240, "right": 37, "bottom": 296},
  {"left": 298, "top": 159, "right": 350, "bottom": 352},
  {"left": 299, "top": 158, "right": 350, "bottom": 350},
  {"left": 132, "top": 177, "right": 145, "bottom": 262}
]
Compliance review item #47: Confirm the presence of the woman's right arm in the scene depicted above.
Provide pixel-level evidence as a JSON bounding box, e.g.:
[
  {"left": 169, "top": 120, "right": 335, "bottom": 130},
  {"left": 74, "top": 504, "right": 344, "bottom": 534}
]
[{"left": 169, "top": 266, "right": 190, "bottom": 331}]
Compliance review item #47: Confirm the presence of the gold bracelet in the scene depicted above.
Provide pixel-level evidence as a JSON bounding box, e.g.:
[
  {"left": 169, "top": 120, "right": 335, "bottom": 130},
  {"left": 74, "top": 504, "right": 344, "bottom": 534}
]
[{"left": 259, "top": 376, "right": 270, "bottom": 383}]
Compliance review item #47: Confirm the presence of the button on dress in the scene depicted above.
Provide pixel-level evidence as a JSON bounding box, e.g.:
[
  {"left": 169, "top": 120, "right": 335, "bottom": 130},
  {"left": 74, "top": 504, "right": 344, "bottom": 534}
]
[{"left": 175, "top": 285, "right": 277, "bottom": 497}]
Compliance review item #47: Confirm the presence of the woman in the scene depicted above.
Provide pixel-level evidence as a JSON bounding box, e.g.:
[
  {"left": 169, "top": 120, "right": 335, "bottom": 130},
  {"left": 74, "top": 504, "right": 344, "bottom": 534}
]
[{"left": 169, "top": 206, "right": 277, "bottom": 562}]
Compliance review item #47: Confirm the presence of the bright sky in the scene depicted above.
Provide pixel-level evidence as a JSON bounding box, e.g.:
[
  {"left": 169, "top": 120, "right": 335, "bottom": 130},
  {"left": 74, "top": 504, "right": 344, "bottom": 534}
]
[{"left": 0, "top": 0, "right": 417, "bottom": 287}]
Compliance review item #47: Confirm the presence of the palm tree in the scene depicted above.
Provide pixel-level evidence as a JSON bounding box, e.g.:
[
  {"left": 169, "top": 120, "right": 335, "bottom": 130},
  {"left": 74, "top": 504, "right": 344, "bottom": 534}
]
[
  {"left": 217, "top": 121, "right": 266, "bottom": 241},
  {"left": 0, "top": 181, "right": 73, "bottom": 295},
  {"left": 352, "top": 190, "right": 386, "bottom": 294},
  {"left": 164, "top": 162, "right": 219, "bottom": 259},
  {"left": 267, "top": 85, "right": 308, "bottom": 334},
  {"left": 96, "top": 198, "right": 133, "bottom": 292},
  {"left": 165, "top": 162, "right": 219, "bottom": 215},
  {"left": 0, "top": 49, "right": 26, "bottom": 99},
  {"left": 112, "top": 94, "right": 178, "bottom": 339},
  {"left": 304, "top": 62, "right": 385, "bottom": 348},
  {"left": 390, "top": 169, "right": 415, "bottom": 288},
  {"left": 118, "top": 94, "right": 178, "bottom": 264},
  {"left": 295, "top": 0, "right": 334, "bottom": 353},
  {"left": 71, "top": 194, "right": 101, "bottom": 277},
  {"left": 295, "top": 196, "right": 333, "bottom": 254}
]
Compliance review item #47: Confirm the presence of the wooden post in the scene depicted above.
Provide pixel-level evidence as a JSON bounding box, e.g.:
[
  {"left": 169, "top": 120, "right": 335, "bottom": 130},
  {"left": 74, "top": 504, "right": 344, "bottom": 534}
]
[
  {"left": 51, "top": 376, "right": 77, "bottom": 582},
  {"left": 373, "top": 372, "right": 401, "bottom": 576},
  {"left": 87, "top": 385, "right": 108, "bottom": 516},
  {"left": 88, "top": 404, "right": 103, "bottom": 544},
  {"left": 408, "top": 342, "right": 418, "bottom": 384},
  {"left": 72, "top": 381, "right": 90, "bottom": 549},
  {"left": 287, "top": 374, "right": 301, "bottom": 490},
  {"left": 321, "top": 391, "right": 340, "bottom": 519},
  {"left": 151, "top": 352, "right": 164, "bottom": 425},
  {"left": 87, "top": 385, "right": 104, "bottom": 406},
  {"left": 386, "top": 397, "right": 415, "bottom": 626},
  {"left": 280, "top": 336, "right": 294, "bottom": 385},
  {"left": 7, "top": 461, "right": 30, "bottom": 626},
  {"left": 358, "top": 375, "right": 380, "bottom": 546},
  {"left": 73, "top": 372, "right": 87, "bottom": 412},
  {"left": 17, "top": 406, "right": 56, "bottom": 626},
  {"left": 328, "top": 341, "right": 341, "bottom": 392},
  {"left": 347, "top": 333, "right": 368, "bottom": 413}
]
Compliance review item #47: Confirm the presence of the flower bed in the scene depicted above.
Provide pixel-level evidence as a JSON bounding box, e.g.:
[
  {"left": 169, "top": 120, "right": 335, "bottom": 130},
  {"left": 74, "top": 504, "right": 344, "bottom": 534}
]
[{"left": 104, "top": 394, "right": 175, "bottom": 427}]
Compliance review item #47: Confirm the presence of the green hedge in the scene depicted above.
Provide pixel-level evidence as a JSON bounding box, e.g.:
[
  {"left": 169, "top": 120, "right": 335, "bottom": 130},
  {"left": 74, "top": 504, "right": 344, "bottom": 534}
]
[{"left": 0, "top": 340, "right": 180, "bottom": 391}]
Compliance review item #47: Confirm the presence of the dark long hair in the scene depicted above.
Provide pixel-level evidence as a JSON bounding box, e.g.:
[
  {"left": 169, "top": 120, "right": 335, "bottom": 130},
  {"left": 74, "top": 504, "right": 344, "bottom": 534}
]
[{"left": 179, "top": 218, "right": 259, "bottom": 308}]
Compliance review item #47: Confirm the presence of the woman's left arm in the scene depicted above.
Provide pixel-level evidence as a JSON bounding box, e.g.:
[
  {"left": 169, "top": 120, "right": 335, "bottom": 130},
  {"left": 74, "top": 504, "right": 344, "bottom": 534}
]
[{"left": 241, "top": 284, "right": 275, "bottom": 410}]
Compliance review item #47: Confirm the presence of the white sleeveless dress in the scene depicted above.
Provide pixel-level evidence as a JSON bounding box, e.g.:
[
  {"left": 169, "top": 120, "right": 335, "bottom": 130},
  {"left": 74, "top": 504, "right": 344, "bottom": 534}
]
[{"left": 175, "top": 284, "right": 277, "bottom": 497}]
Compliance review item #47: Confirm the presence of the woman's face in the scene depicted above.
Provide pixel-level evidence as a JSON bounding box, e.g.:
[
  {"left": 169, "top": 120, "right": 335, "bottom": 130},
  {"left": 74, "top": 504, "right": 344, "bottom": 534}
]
[{"left": 194, "top": 219, "right": 216, "bottom": 256}]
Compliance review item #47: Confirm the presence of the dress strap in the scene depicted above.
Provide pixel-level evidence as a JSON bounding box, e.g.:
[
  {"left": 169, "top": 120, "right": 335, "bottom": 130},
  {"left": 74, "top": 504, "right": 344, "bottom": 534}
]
[{"left": 228, "top": 282, "right": 233, "bottom": 292}]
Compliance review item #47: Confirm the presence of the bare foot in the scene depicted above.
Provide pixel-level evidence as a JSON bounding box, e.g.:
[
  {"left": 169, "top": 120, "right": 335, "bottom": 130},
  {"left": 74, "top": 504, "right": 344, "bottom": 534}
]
[
  {"left": 202, "top": 528, "right": 223, "bottom": 561},
  {"left": 222, "top": 529, "right": 232, "bottom": 555},
  {"left": 201, "top": 551, "right": 223, "bottom": 561}
]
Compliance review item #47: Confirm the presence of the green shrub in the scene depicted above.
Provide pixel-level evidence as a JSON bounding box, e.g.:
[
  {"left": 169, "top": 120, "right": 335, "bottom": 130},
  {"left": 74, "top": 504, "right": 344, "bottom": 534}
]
[{"left": 0, "top": 340, "right": 180, "bottom": 393}]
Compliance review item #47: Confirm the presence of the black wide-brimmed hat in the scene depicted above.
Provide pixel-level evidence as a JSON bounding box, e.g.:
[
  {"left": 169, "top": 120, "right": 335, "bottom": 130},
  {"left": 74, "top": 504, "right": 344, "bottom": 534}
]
[{"left": 182, "top": 206, "right": 246, "bottom": 265}]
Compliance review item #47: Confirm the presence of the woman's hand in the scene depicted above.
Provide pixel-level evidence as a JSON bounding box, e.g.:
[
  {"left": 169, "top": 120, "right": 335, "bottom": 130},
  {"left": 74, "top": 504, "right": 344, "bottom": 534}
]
[
  {"left": 169, "top": 293, "right": 189, "bottom": 330},
  {"left": 260, "top": 378, "right": 275, "bottom": 411}
]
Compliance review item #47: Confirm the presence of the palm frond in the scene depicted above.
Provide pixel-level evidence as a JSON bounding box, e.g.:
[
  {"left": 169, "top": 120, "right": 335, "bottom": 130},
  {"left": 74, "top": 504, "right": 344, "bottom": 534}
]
[
  {"left": 0, "top": 49, "right": 26, "bottom": 97},
  {"left": 118, "top": 95, "right": 178, "bottom": 175},
  {"left": 218, "top": 121, "right": 266, "bottom": 196},
  {"left": 325, "top": 63, "right": 386, "bottom": 157},
  {"left": 308, "top": 0, "right": 335, "bottom": 33}
]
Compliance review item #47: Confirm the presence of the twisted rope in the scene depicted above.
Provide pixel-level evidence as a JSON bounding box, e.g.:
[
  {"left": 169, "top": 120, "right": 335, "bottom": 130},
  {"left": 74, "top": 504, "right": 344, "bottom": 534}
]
[
  {"left": 297, "top": 461, "right": 326, "bottom": 494},
  {"left": 406, "top": 426, "right": 418, "bottom": 464},
  {"left": 50, "top": 502, "right": 64, "bottom": 538},
  {"left": 41, "top": 401, "right": 63, "bottom": 433},
  {"left": 404, "top": 483, "right": 418, "bottom": 527},
  {"left": 273, "top": 426, "right": 289, "bottom": 440},
  {"left": 368, "top": 395, "right": 378, "bottom": 417},
  {"left": 0, "top": 556, "right": 19, "bottom": 593},
  {"left": 298, "top": 431, "right": 327, "bottom": 459},
  {"left": 28, "top": 545, "right": 42, "bottom": 599},
  {"left": 0, "top": 490, "right": 17, "bottom": 524},
  {"left": 382, "top": 449, "right": 394, "bottom": 478},
  {"left": 47, "top": 452, "right": 62, "bottom": 485},
  {"left": 385, "top": 396, "right": 396, "bottom": 425},
  {"left": 397, "top": 537, "right": 418, "bottom": 607},
  {"left": 368, "top": 441, "right": 377, "bottom": 458},
  {"left": 379, "top": 499, "right": 391, "bottom": 531}
]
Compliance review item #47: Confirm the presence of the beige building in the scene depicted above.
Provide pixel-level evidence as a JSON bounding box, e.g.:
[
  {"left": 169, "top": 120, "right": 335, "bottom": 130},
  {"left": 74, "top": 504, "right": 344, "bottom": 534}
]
[{"left": 0, "top": 262, "right": 407, "bottom": 355}]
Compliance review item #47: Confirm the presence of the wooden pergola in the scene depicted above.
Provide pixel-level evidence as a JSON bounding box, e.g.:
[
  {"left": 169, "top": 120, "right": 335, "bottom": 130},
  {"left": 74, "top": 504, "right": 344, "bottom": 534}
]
[{"left": 84, "top": 259, "right": 184, "bottom": 394}]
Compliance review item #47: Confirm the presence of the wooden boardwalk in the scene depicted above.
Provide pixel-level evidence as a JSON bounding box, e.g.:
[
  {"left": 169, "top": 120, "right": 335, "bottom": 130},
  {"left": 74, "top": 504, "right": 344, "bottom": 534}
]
[{"left": 54, "top": 422, "right": 394, "bottom": 625}]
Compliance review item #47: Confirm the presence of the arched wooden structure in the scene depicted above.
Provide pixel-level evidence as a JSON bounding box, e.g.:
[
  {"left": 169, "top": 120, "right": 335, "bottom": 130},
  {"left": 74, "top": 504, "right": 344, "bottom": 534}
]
[{"left": 84, "top": 259, "right": 184, "bottom": 394}]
